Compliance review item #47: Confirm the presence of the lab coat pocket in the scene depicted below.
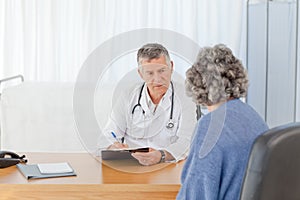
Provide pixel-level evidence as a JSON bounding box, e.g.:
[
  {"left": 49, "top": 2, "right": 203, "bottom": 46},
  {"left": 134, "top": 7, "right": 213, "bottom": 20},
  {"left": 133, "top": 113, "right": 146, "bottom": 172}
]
[{"left": 165, "top": 121, "right": 179, "bottom": 144}]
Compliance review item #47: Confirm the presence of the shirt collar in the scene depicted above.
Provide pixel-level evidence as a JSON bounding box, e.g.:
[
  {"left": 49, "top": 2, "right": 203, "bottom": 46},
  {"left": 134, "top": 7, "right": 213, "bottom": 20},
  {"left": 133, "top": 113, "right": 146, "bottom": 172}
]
[{"left": 142, "top": 82, "right": 173, "bottom": 114}]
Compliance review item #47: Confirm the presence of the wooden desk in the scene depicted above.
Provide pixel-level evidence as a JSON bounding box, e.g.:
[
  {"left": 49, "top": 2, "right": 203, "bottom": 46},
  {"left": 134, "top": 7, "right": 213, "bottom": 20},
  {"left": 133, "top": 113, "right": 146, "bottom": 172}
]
[{"left": 0, "top": 153, "right": 184, "bottom": 199}]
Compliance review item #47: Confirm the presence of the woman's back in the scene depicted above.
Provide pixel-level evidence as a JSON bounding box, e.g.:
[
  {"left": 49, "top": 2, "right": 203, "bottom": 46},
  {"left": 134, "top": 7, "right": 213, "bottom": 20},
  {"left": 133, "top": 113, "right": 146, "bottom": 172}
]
[{"left": 177, "top": 99, "right": 268, "bottom": 200}]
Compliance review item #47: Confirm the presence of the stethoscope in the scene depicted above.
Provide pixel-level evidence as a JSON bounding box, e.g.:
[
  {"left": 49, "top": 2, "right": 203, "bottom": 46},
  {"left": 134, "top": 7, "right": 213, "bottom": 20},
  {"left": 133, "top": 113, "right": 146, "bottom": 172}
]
[{"left": 131, "top": 81, "right": 175, "bottom": 129}]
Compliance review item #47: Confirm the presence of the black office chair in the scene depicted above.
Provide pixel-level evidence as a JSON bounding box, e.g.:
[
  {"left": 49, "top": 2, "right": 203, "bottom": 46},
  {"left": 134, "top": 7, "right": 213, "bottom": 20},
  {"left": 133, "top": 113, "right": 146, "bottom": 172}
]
[{"left": 240, "top": 122, "right": 300, "bottom": 200}]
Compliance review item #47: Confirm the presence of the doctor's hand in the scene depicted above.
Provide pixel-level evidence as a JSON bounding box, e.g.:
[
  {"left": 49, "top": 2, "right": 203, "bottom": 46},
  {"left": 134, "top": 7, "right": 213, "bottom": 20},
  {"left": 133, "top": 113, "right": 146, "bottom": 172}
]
[
  {"left": 131, "top": 148, "right": 162, "bottom": 166},
  {"left": 107, "top": 142, "right": 129, "bottom": 150}
]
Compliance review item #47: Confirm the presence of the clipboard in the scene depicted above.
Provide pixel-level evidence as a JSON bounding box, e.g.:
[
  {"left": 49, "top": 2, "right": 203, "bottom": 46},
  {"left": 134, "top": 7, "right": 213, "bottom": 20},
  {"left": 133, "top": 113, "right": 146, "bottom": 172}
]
[{"left": 101, "top": 147, "right": 149, "bottom": 160}]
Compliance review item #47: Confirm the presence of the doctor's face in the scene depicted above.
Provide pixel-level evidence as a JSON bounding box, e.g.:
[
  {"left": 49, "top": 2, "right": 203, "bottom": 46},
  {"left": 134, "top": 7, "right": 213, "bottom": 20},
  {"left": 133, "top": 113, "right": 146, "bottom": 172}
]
[{"left": 138, "top": 55, "right": 173, "bottom": 96}]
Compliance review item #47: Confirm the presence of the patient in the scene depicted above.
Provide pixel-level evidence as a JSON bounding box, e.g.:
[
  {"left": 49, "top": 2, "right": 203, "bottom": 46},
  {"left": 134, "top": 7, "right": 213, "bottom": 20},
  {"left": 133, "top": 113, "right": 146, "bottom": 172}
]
[{"left": 177, "top": 44, "right": 269, "bottom": 200}]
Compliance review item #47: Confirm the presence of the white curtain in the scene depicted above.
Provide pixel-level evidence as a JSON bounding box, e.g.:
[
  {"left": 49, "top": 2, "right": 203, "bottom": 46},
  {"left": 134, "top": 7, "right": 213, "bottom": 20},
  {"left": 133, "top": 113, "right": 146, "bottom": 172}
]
[
  {"left": 0, "top": 0, "right": 247, "bottom": 82},
  {"left": 0, "top": 0, "right": 247, "bottom": 152}
]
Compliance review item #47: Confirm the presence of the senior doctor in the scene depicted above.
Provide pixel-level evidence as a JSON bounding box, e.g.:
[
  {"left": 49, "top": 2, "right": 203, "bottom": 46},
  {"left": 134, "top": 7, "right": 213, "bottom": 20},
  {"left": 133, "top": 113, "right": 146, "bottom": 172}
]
[{"left": 97, "top": 43, "right": 196, "bottom": 166}]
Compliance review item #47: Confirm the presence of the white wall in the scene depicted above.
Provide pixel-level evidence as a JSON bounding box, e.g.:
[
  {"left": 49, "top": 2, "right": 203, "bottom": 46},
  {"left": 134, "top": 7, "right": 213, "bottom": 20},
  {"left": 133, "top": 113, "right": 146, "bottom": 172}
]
[{"left": 297, "top": 0, "right": 300, "bottom": 122}]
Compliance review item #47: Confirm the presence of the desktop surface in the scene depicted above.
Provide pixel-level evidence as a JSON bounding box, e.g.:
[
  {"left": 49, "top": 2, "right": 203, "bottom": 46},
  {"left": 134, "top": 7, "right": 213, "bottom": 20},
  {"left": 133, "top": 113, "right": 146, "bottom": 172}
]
[{"left": 0, "top": 152, "right": 184, "bottom": 199}]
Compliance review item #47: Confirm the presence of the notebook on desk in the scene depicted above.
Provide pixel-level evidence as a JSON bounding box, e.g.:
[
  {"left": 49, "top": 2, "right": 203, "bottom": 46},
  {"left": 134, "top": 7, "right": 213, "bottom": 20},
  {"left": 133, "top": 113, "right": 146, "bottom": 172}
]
[
  {"left": 101, "top": 147, "right": 149, "bottom": 160},
  {"left": 17, "top": 162, "right": 76, "bottom": 179}
]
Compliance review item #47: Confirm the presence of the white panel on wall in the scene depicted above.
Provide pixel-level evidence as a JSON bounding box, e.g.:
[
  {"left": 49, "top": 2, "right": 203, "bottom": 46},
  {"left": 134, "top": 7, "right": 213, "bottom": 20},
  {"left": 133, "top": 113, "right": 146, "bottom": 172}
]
[
  {"left": 247, "top": 3, "right": 267, "bottom": 120},
  {"left": 267, "top": 1, "right": 297, "bottom": 128},
  {"left": 297, "top": 0, "right": 300, "bottom": 122},
  {"left": 297, "top": 58, "right": 300, "bottom": 122}
]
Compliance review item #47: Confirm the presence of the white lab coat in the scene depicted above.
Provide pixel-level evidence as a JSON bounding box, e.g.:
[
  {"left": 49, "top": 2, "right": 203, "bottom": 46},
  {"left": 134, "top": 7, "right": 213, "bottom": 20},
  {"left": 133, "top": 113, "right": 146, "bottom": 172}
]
[{"left": 97, "top": 81, "right": 196, "bottom": 161}]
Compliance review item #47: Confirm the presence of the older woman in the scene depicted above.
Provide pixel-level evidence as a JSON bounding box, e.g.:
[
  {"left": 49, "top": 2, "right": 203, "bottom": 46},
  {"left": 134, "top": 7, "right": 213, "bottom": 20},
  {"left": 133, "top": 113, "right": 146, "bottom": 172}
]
[{"left": 177, "top": 44, "right": 268, "bottom": 200}]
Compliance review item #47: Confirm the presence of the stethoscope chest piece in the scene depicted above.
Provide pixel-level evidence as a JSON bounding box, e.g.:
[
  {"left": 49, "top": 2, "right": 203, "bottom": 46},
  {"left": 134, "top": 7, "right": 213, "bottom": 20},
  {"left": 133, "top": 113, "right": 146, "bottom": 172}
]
[{"left": 166, "top": 120, "right": 175, "bottom": 129}]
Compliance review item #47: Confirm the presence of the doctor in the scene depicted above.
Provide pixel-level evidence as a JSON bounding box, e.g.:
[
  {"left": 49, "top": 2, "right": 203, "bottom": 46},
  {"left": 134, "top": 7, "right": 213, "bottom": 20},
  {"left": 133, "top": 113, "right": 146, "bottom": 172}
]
[{"left": 98, "top": 43, "right": 196, "bottom": 166}]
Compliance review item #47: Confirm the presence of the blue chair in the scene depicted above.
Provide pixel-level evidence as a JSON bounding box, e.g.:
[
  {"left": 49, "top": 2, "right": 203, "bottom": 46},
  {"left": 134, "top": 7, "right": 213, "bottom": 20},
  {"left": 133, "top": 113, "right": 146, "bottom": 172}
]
[{"left": 240, "top": 122, "right": 300, "bottom": 200}]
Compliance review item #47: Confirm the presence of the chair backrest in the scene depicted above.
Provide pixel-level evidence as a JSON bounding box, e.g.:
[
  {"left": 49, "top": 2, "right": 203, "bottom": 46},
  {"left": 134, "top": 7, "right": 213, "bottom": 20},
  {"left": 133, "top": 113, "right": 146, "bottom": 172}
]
[{"left": 240, "top": 122, "right": 300, "bottom": 200}]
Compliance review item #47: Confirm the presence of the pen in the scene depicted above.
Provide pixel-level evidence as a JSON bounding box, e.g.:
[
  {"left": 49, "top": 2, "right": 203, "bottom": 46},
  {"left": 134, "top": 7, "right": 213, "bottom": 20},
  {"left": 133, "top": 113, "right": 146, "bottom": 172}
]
[{"left": 111, "top": 132, "right": 123, "bottom": 143}]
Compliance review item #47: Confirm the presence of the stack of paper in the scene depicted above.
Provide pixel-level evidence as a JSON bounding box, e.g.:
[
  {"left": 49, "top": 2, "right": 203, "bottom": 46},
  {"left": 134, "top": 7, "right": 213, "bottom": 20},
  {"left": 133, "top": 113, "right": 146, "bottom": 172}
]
[{"left": 37, "top": 162, "right": 74, "bottom": 174}]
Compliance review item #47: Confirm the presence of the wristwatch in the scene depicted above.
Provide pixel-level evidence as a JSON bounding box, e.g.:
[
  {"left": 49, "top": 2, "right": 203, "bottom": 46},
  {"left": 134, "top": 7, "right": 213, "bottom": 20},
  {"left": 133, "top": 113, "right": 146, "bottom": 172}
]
[{"left": 159, "top": 150, "right": 166, "bottom": 163}]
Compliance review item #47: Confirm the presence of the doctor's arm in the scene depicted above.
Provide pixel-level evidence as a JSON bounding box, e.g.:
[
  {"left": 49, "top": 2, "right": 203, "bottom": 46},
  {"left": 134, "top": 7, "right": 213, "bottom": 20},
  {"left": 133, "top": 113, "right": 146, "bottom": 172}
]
[
  {"left": 97, "top": 90, "right": 129, "bottom": 150},
  {"left": 164, "top": 86, "right": 197, "bottom": 161}
]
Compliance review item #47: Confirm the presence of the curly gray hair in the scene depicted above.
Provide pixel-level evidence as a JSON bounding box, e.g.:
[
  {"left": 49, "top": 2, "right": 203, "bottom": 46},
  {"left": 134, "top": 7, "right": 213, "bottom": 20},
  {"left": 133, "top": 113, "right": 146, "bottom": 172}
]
[{"left": 185, "top": 44, "right": 248, "bottom": 106}]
